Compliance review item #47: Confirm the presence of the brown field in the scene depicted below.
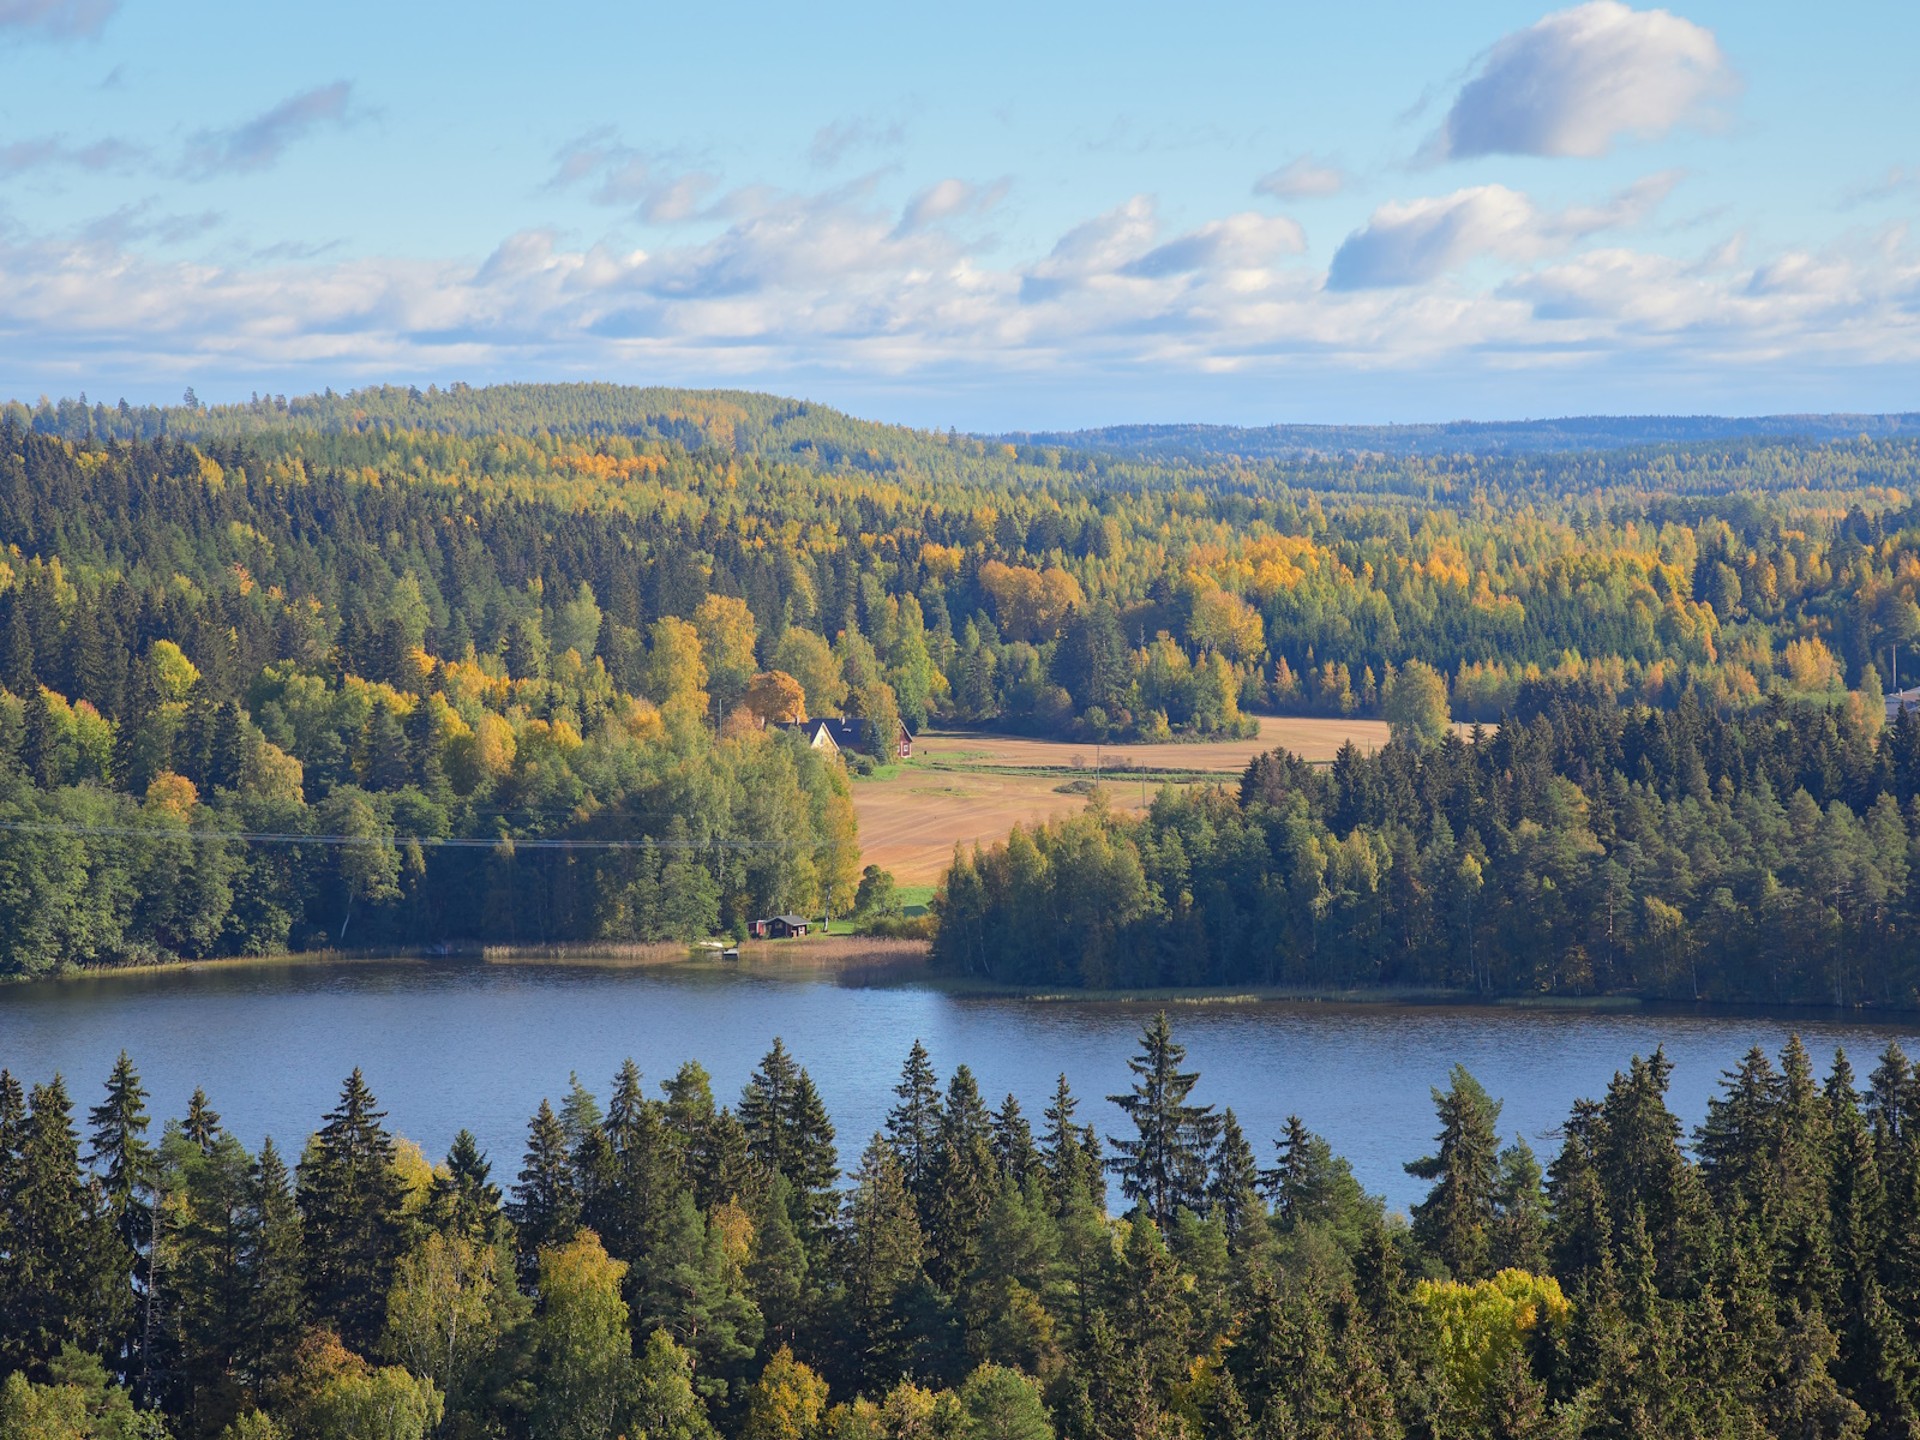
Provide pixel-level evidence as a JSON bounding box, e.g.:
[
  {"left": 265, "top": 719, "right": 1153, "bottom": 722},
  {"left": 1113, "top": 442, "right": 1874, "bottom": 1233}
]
[
  {"left": 854, "top": 715, "right": 1407, "bottom": 884},
  {"left": 912, "top": 714, "right": 1401, "bottom": 772}
]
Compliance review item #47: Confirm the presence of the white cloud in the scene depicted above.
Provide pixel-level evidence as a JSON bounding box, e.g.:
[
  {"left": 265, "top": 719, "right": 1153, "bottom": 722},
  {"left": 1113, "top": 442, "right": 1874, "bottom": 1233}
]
[
  {"left": 548, "top": 134, "right": 731, "bottom": 224},
  {"left": 1254, "top": 157, "right": 1348, "bottom": 200},
  {"left": 1427, "top": 2, "right": 1733, "bottom": 161},
  {"left": 1, "top": 173, "right": 1915, "bottom": 412},
  {"left": 1327, "top": 173, "right": 1678, "bottom": 289},
  {"left": 894, "top": 178, "right": 1010, "bottom": 235},
  {"left": 0, "top": 0, "right": 116, "bottom": 40},
  {"left": 1123, "top": 213, "right": 1307, "bottom": 278}
]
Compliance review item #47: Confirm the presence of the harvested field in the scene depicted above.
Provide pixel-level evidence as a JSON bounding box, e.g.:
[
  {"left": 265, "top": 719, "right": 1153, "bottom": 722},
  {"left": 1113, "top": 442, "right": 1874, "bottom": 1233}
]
[
  {"left": 854, "top": 714, "right": 1410, "bottom": 884},
  {"left": 913, "top": 714, "right": 1401, "bottom": 773},
  {"left": 852, "top": 767, "right": 1154, "bottom": 884}
]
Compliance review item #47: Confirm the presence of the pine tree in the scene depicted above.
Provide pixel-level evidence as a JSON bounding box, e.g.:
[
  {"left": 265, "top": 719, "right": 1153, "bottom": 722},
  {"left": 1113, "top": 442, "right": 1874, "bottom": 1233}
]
[
  {"left": 297, "top": 1069, "right": 405, "bottom": 1351},
  {"left": 431, "top": 1129, "right": 506, "bottom": 1244},
  {"left": 1406, "top": 1064, "right": 1503, "bottom": 1280},
  {"left": 1107, "top": 1012, "right": 1216, "bottom": 1225}
]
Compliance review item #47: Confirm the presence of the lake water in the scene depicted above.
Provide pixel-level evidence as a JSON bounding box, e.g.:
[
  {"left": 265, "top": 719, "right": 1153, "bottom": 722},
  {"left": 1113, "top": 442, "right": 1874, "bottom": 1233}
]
[{"left": 4, "top": 958, "right": 1917, "bottom": 1214}]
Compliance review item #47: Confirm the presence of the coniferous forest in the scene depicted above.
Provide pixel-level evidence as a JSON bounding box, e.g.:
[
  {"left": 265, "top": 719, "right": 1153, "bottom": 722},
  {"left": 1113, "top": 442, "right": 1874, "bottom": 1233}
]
[
  {"left": 4, "top": 1018, "right": 1918, "bottom": 1439},
  {"left": 7, "top": 384, "right": 1920, "bottom": 993}
]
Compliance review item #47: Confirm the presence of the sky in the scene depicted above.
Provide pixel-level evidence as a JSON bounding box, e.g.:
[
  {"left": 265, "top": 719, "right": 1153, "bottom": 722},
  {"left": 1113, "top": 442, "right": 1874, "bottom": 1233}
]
[{"left": 0, "top": 0, "right": 1916, "bottom": 428}]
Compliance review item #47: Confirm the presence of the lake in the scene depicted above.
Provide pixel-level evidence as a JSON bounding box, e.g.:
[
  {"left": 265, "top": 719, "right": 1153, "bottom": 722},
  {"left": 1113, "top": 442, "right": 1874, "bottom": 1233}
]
[{"left": 4, "top": 958, "right": 1917, "bottom": 1213}]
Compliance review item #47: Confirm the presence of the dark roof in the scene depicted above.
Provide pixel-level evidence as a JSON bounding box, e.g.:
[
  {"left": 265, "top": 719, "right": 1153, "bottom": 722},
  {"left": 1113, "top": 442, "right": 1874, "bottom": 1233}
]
[
  {"left": 775, "top": 716, "right": 913, "bottom": 748},
  {"left": 773, "top": 914, "right": 809, "bottom": 926}
]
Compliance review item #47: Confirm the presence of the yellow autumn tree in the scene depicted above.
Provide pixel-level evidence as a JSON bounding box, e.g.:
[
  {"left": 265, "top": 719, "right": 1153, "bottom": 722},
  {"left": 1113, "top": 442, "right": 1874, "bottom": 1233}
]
[
  {"left": 647, "top": 616, "right": 711, "bottom": 729},
  {"left": 742, "top": 1346, "right": 828, "bottom": 1440},
  {"left": 694, "top": 594, "right": 759, "bottom": 715},
  {"left": 745, "top": 670, "right": 808, "bottom": 727},
  {"left": 1411, "top": 1269, "right": 1569, "bottom": 1414}
]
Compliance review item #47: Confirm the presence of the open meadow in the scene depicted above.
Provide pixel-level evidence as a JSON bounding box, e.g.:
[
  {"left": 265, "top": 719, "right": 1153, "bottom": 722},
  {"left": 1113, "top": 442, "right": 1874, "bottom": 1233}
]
[{"left": 852, "top": 714, "right": 1398, "bottom": 883}]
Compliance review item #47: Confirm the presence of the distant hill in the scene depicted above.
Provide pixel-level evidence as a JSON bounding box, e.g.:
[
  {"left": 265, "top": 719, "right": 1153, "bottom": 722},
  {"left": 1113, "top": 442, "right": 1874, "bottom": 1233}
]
[
  {"left": 14, "top": 383, "right": 1918, "bottom": 468},
  {"left": 1008, "top": 412, "right": 1920, "bottom": 460}
]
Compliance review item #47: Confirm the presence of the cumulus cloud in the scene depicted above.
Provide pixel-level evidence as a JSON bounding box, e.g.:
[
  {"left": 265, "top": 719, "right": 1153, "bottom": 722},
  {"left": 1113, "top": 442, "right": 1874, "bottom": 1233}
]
[
  {"left": 1427, "top": 1, "right": 1733, "bottom": 161},
  {"left": 1255, "top": 157, "right": 1348, "bottom": 200},
  {"left": 184, "top": 82, "right": 354, "bottom": 177},
  {"left": 0, "top": 0, "right": 116, "bottom": 39},
  {"left": 1327, "top": 172, "right": 1678, "bottom": 289},
  {"left": 894, "top": 178, "right": 1009, "bottom": 235},
  {"left": 0, "top": 134, "right": 144, "bottom": 176},
  {"left": 1122, "top": 213, "right": 1307, "bottom": 279}
]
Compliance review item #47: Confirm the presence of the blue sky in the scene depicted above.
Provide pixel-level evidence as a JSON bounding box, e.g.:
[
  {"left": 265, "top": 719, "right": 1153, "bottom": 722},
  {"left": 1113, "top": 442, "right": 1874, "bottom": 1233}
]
[{"left": 1, "top": 0, "right": 1915, "bottom": 427}]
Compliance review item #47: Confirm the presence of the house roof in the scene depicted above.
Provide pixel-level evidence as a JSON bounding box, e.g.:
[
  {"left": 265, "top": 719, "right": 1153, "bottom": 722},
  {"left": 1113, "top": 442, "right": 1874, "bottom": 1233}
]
[
  {"left": 777, "top": 716, "right": 911, "bottom": 747},
  {"left": 772, "top": 914, "right": 809, "bottom": 926}
]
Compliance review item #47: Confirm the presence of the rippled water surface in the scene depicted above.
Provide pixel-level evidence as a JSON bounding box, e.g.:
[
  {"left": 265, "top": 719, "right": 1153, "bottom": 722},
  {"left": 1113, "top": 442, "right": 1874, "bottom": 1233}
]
[{"left": 5, "top": 959, "right": 1917, "bottom": 1211}]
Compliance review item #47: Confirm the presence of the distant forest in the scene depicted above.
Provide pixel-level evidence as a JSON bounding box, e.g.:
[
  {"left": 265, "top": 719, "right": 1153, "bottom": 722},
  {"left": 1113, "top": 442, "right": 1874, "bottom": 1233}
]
[
  {"left": 936, "top": 688, "right": 1920, "bottom": 1005},
  {"left": 7, "top": 1019, "right": 1920, "bottom": 1440},
  {"left": 1010, "top": 411, "right": 1920, "bottom": 462},
  {"left": 5, "top": 383, "right": 1920, "bottom": 979}
]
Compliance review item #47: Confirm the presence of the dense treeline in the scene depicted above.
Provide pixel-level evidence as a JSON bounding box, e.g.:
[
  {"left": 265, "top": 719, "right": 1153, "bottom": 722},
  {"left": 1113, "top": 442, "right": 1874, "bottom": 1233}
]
[
  {"left": 0, "top": 426, "right": 864, "bottom": 977},
  {"left": 935, "top": 687, "right": 1920, "bottom": 1003},
  {"left": 6, "top": 1018, "right": 1920, "bottom": 1438},
  {"left": 9, "top": 383, "right": 1920, "bottom": 975}
]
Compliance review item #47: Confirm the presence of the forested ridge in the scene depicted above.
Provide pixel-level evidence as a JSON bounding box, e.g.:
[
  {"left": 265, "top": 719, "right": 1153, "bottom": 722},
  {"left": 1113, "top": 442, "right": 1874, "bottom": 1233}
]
[
  {"left": 8, "top": 383, "right": 1920, "bottom": 978},
  {"left": 4, "top": 1017, "right": 1919, "bottom": 1439}
]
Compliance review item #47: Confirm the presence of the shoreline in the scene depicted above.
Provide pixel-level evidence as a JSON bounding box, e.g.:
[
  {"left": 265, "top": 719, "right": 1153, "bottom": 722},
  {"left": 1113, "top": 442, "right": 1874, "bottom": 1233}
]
[{"left": 11, "top": 942, "right": 1920, "bottom": 1023}]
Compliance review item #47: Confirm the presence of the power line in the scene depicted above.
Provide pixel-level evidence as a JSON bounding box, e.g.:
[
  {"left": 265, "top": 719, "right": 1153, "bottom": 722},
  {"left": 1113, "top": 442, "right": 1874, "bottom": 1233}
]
[{"left": 0, "top": 819, "right": 796, "bottom": 852}]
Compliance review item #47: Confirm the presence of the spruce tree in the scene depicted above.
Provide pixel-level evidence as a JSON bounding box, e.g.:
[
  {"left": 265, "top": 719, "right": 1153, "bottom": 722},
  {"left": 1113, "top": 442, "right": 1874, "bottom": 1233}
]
[
  {"left": 296, "top": 1069, "right": 405, "bottom": 1350},
  {"left": 9, "top": 1077, "right": 127, "bottom": 1369},
  {"left": 86, "top": 1052, "right": 153, "bottom": 1385},
  {"left": 1107, "top": 1012, "right": 1216, "bottom": 1225},
  {"left": 432, "top": 1129, "right": 506, "bottom": 1244},
  {"left": 1041, "top": 1073, "right": 1103, "bottom": 1212},
  {"left": 0, "top": 1070, "right": 30, "bottom": 1364},
  {"left": 1207, "top": 1109, "right": 1264, "bottom": 1245},
  {"left": 991, "top": 1093, "right": 1040, "bottom": 1189},
  {"left": 884, "top": 1040, "right": 943, "bottom": 1207},
  {"left": 741, "top": 1041, "right": 837, "bottom": 1247},
  {"left": 511, "top": 1098, "right": 581, "bottom": 1281},
  {"left": 927, "top": 1066, "right": 1000, "bottom": 1292},
  {"left": 1406, "top": 1064, "right": 1503, "bottom": 1280},
  {"left": 183, "top": 1087, "right": 223, "bottom": 1153},
  {"left": 245, "top": 1137, "right": 305, "bottom": 1403}
]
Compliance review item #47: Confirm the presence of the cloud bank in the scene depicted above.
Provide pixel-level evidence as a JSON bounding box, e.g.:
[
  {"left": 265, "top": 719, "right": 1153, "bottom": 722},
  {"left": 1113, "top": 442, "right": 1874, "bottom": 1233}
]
[{"left": 1428, "top": 2, "right": 1732, "bottom": 160}]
